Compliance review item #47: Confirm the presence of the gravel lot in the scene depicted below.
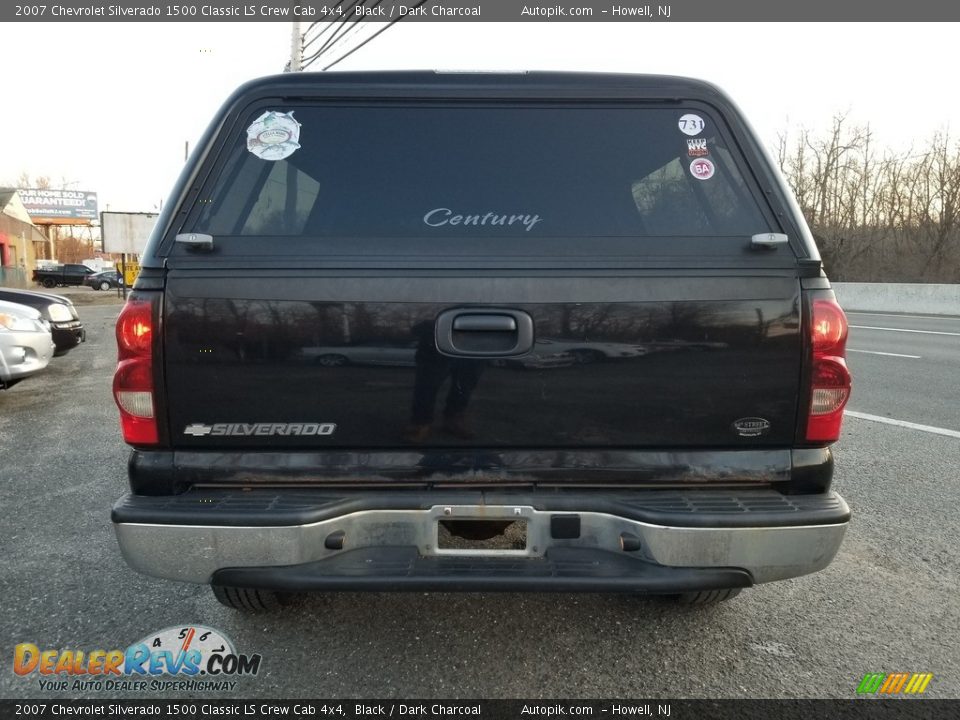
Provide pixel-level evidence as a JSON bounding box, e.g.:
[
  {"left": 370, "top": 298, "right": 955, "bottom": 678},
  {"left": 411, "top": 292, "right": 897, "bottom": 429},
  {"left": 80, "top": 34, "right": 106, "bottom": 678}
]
[{"left": 1, "top": 303, "right": 957, "bottom": 699}]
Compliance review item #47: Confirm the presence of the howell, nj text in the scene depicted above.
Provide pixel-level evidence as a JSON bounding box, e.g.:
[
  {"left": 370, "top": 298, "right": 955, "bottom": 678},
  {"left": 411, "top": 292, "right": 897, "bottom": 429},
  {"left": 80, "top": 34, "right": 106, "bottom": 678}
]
[{"left": 611, "top": 706, "right": 672, "bottom": 717}]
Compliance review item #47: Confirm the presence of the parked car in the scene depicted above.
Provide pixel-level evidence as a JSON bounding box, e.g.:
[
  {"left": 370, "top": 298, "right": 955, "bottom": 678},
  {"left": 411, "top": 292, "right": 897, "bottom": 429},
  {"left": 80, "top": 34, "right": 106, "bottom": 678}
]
[
  {"left": 32, "top": 263, "right": 95, "bottom": 288},
  {"left": 84, "top": 270, "right": 123, "bottom": 291},
  {"left": 0, "top": 300, "right": 55, "bottom": 389},
  {"left": 111, "top": 72, "right": 852, "bottom": 611},
  {"left": 0, "top": 288, "right": 85, "bottom": 356}
]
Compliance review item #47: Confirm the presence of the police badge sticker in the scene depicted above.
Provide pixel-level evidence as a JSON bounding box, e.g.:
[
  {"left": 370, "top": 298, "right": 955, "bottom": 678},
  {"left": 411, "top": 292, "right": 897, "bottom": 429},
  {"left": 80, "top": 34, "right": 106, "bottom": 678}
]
[{"left": 246, "top": 111, "right": 301, "bottom": 161}]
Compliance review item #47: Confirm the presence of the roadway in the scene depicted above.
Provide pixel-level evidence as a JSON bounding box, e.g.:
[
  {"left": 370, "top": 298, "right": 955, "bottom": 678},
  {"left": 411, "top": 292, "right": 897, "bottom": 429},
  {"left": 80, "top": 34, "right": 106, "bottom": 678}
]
[{"left": 845, "top": 311, "right": 960, "bottom": 434}]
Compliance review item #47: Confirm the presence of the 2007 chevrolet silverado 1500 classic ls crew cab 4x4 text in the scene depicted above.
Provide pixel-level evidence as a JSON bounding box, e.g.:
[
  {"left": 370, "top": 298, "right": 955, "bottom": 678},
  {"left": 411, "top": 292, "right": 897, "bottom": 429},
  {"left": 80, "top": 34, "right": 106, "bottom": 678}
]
[{"left": 110, "top": 72, "right": 852, "bottom": 611}]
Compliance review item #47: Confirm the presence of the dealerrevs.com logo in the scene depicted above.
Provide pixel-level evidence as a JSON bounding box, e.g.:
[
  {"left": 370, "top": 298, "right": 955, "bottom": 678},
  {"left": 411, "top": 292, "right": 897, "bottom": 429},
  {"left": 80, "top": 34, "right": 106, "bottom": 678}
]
[
  {"left": 856, "top": 672, "right": 934, "bottom": 695},
  {"left": 13, "top": 626, "right": 261, "bottom": 693}
]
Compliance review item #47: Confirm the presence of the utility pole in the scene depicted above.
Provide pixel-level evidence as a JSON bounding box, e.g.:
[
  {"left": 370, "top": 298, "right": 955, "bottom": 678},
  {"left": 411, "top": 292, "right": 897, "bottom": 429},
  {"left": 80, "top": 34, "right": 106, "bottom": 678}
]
[{"left": 289, "top": 21, "right": 302, "bottom": 72}]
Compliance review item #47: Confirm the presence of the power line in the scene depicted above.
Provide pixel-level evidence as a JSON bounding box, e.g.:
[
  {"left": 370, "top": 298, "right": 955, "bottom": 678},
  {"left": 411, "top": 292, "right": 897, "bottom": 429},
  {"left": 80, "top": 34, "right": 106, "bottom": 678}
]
[
  {"left": 307, "top": 1, "right": 385, "bottom": 68},
  {"left": 301, "top": 1, "right": 352, "bottom": 53},
  {"left": 302, "top": 24, "right": 345, "bottom": 61},
  {"left": 301, "top": 0, "right": 370, "bottom": 67},
  {"left": 321, "top": 0, "right": 427, "bottom": 71},
  {"left": 305, "top": 17, "right": 363, "bottom": 67}
]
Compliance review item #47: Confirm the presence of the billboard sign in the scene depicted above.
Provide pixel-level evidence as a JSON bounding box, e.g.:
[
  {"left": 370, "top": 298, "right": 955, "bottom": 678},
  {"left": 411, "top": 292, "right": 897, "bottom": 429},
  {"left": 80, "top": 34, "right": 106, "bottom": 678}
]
[
  {"left": 101, "top": 211, "right": 158, "bottom": 255},
  {"left": 19, "top": 189, "right": 99, "bottom": 224}
]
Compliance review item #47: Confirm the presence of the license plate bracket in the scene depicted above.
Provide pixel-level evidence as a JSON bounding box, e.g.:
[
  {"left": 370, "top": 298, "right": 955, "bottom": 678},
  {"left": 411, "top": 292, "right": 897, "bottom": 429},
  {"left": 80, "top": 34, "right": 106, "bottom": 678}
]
[{"left": 436, "top": 518, "right": 528, "bottom": 552}]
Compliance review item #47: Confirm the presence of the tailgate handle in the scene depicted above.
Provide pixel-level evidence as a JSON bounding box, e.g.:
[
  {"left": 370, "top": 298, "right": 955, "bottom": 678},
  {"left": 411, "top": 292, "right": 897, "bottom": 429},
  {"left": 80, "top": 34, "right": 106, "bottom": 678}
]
[
  {"left": 453, "top": 315, "right": 517, "bottom": 332},
  {"left": 436, "top": 308, "right": 534, "bottom": 357}
]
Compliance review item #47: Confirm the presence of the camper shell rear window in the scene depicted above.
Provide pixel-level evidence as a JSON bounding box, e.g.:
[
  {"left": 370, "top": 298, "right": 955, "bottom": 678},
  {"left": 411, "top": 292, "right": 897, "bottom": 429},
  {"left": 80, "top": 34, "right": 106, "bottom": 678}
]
[{"left": 189, "top": 104, "right": 771, "bottom": 239}]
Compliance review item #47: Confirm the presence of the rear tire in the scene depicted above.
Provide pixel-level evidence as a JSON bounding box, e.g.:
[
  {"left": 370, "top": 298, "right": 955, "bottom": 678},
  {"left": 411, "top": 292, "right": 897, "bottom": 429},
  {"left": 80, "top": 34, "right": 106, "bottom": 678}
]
[
  {"left": 211, "top": 584, "right": 285, "bottom": 612},
  {"left": 675, "top": 588, "right": 742, "bottom": 605},
  {"left": 99, "top": 281, "right": 112, "bottom": 291},
  {"left": 41, "top": 278, "right": 56, "bottom": 288}
]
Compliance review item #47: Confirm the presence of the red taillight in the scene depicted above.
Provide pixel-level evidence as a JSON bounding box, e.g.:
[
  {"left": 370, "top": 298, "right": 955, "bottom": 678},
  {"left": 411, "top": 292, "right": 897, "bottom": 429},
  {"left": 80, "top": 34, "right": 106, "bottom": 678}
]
[
  {"left": 806, "top": 299, "right": 852, "bottom": 443},
  {"left": 811, "top": 299, "right": 848, "bottom": 355},
  {"left": 117, "top": 304, "right": 153, "bottom": 355},
  {"left": 113, "top": 298, "right": 158, "bottom": 445}
]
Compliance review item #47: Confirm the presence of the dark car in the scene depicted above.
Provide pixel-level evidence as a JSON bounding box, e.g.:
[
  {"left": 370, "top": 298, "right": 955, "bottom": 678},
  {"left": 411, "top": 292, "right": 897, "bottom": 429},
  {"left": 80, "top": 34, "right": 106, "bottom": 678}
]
[
  {"left": 84, "top": 270, "right": 123, "bottom": 291},
  {"left": 0, "top": 288, "right": 85, "bottom": 355},
  {"left": 111, "top": 72, "right": 851, "bottom": 612}
]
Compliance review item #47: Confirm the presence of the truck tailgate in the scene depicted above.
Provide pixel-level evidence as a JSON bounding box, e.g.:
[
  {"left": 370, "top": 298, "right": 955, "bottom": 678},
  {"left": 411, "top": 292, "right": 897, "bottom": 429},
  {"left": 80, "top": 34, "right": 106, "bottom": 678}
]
[{"left": 163, "top": 270, "right": 800, "bottom": 449}]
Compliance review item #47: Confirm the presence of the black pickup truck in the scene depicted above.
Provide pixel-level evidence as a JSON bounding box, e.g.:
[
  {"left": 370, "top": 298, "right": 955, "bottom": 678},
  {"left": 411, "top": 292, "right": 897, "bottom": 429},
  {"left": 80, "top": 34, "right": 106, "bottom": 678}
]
[
  {"left": 33, "top": 263, "right": 95, "bottom": 288},
  {"left": 111, "top": 72, "right": 852, "bottom": 611}
]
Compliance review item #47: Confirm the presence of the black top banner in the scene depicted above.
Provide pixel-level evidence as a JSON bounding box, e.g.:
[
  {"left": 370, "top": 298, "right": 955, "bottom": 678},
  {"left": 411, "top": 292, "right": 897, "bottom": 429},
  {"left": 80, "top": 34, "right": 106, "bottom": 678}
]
[{"left": 5, "top": 0, "right": 960, "bottom": 22}]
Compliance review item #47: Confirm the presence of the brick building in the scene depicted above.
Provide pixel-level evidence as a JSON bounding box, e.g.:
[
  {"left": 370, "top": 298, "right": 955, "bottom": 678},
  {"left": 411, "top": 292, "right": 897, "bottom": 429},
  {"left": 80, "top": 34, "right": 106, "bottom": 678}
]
[{"left": 0, "top": 188, "right": 54, "bottom": 288}]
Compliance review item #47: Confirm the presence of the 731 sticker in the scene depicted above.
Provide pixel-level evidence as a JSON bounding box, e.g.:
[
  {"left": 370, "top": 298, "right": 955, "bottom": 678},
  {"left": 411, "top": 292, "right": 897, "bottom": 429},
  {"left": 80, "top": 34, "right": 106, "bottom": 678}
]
[{"left": 678, "top": 113, "right": 705, "bottom": 136}]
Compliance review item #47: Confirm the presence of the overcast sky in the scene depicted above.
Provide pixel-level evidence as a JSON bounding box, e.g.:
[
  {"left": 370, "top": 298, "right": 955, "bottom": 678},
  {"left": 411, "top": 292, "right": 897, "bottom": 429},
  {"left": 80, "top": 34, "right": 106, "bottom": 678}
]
[{"left": 1, "top": 22, "right": 955, "bottom": 213}]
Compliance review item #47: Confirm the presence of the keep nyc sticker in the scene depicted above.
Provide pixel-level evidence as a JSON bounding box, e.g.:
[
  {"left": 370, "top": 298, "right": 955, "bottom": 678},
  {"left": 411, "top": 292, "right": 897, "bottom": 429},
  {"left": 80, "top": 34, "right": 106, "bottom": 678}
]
[{"left": 687, "top": 138, "right": 709, "bottom": 157}]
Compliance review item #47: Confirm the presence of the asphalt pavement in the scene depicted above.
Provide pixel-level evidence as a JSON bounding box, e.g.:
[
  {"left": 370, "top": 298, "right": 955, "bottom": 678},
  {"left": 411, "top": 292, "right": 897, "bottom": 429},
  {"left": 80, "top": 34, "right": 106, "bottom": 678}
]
[
  {"left": 0, "top": 303, "right": 957, "bottom": 700},
  {"left": 845, "top": 311, "right": 960, "bottom": 431}
]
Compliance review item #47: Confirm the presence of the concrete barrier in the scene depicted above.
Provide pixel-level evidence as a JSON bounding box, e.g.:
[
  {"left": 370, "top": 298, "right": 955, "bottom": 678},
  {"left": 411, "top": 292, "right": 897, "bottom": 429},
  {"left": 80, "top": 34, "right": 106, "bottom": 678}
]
[{"left": 833, "top": 283, "right": 959, "bottom": 316}]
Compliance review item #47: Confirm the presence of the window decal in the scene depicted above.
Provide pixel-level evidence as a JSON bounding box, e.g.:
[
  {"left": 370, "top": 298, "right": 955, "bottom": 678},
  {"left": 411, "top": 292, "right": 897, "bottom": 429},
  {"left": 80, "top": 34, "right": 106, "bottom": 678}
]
[
  {"left": 690, "top": 157, "right": 716, "bottom": 181},
  {"left": 246, "top": 111, "right": 301, "bottom": 161},
  {"left": 678, "top": 113, "right": 705, "bottom": 136}
]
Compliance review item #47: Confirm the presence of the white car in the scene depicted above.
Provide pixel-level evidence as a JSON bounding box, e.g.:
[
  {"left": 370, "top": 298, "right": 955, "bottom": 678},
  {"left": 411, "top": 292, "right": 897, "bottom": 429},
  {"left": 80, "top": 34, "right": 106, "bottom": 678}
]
[{"left": 0, "top": 300, "right": 55, "bottom": 389}]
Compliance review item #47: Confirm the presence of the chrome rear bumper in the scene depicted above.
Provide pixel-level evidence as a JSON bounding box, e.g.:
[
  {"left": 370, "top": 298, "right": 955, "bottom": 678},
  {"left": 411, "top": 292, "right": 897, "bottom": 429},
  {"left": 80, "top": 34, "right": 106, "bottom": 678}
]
[{"left": 114, "top": 493, "right": 848, "bottom": 587}]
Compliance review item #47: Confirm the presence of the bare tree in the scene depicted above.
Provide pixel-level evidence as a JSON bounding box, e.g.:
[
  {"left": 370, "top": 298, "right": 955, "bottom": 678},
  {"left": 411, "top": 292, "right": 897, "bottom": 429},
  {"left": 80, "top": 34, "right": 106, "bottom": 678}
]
[
  {"left": 14, "top": 173, "right": 52, "bottom": 190},
  {"left": 778, "top": 117, "right": 960, "bottom": 282}
]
